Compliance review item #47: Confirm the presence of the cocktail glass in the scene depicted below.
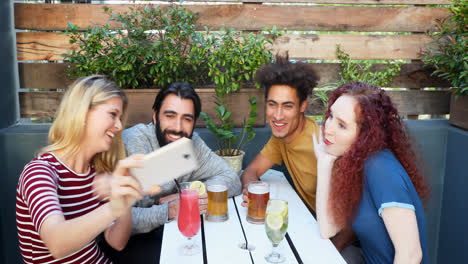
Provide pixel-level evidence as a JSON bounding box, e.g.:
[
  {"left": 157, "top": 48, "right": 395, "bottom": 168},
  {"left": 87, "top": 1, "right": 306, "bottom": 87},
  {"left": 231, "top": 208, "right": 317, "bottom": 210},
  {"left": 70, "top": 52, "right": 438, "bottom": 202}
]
[
  {"left": 264, "top": 199, "right": 288, "bottom": 263},
  {"left": 177, "top": 182, "right": 201, "bottom": 255}
]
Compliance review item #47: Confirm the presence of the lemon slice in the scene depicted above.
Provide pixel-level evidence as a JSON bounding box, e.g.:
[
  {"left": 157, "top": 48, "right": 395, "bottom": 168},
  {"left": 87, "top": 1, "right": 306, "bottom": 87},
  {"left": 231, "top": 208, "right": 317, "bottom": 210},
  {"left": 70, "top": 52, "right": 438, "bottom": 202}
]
[
  {"left": 266, "top": 214, "right": 283, "bottom": 230},
  {"left": 266, "top": 200, "right": 287, "bottom": 216},
  {"left": 189, "top": 181, "right": 206, "bottom": 196},
  {"left": 280, "top": 206, "right": 288, "bottom": 218}
]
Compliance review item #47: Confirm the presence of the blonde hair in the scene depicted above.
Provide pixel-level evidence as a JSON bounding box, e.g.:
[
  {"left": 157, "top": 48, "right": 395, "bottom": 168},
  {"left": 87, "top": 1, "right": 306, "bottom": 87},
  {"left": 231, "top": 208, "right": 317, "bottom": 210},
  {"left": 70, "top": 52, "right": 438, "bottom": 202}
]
[{"left": 40, "top": 75, "right": 128, "bottom": 172}]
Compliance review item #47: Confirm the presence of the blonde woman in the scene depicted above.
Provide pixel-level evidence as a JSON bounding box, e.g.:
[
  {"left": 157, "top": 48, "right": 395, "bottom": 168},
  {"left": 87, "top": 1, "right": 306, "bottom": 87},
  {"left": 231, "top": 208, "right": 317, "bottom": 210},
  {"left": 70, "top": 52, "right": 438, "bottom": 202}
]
[{"left": 16, "top": 76, "right": 153, "bottom": 263}]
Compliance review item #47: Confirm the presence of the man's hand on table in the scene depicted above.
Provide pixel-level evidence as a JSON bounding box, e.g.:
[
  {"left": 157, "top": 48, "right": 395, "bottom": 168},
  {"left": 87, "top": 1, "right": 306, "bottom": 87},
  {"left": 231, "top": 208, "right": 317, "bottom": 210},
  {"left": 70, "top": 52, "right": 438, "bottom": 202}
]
[
  {"left": 241, "top": 172, "right": 258, "bottom": 207},
  {"left": 160, "top": 194, "right": 180, "bottom": 220},
  {"left": 240, "top": 153, "right": 275, "bottom": 207}
]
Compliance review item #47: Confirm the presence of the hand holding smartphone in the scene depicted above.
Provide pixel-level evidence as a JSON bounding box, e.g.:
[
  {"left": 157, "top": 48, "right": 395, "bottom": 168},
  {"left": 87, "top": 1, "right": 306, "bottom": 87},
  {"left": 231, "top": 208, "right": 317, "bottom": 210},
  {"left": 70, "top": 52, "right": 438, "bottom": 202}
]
[{"left": 130, "top": 137, "right": 198, "bottom": 192}]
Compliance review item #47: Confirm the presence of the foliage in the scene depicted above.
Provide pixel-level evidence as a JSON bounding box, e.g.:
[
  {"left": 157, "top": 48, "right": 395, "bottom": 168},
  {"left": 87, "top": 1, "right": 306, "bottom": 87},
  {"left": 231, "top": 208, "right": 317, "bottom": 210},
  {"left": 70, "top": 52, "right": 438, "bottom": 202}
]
[
  {"left": 315, "top": 45, "right": 402, "bottom": 111},
  {"left": 335, "top": 45, "right": 402, "bottom": 87},
  {"left": 207, "top": 28, "right": 278, "bottom": 95},
  {"left": 421, "top": 0, "right": 468, "bottom": 97},
  {"left": 313, "top": 88, "right": 331, "bottom": 111},
  {"left": 63, "top": 4, "right": 213, "bottom": 89},
  {"left": 63, "top": 3, "right": 281, "bottom": 156},
  {"left": 201, "top": 97, "right": 258, "bottom": 156},
  {"left": 200, "top": 27, "right": 281, "bottom": 156}
]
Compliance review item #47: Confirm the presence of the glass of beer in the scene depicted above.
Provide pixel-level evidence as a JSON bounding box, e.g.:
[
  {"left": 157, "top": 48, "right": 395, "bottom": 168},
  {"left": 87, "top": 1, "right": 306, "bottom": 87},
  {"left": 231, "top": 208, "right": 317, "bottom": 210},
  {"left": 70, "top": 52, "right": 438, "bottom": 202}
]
[
  {"left": 247, "top": 181, "right": 270, "bottom": 224},
  {"left": 205, "top": 183, "right": 228, "bottom": 222}
]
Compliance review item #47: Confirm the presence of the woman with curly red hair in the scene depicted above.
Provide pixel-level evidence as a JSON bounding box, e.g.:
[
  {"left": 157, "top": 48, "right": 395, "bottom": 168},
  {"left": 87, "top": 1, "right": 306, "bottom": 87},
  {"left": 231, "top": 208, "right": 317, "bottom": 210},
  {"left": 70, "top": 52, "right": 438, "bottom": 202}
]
[{"left": 314, "top": 82, "right": 429, "bottom": 264}]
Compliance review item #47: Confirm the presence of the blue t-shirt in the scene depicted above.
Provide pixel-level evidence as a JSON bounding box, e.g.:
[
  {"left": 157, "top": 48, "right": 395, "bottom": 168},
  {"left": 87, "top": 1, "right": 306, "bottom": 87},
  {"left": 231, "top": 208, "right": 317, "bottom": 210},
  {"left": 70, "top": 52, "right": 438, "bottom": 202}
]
[{"left": 351, "top": 150, "right": 428, "bottom": 264}]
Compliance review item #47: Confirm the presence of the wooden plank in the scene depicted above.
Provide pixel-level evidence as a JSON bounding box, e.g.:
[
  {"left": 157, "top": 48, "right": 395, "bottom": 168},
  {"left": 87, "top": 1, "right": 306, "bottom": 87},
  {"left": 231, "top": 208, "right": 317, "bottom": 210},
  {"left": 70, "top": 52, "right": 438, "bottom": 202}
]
[
  {"left": 19, "top": 89, "right": 450, "bottom": 125},
  {"left": 379, "top": 90, "right": 450, "bottom": 116},
  {"left": 272, "top": 34, "right": 434, "bottom": 60},
  {"left": 160, "top": 219, "right": 204, "bottom": 264},
  {"left": 203, "top": 199, "right": 253, "bottom": 263},
  {"left": 19, "top": 62, "right": 451, "bottom": 90},
  {"left": 16, "top": 32, "right": 75, "bottom": 61},
  {"left": 19, "top": 89, "right": 266, "bottom": 128},
  {"left": 14, "top": 4, "right": 449, "bottom": 32},
  {"left": 19, "top": 91, "right": 63, "bottom": 119},
  {"left": 307, "top": 63, "right": 451, "bottom": 88},
  {"left": 190, "top": 0, "right": 451, "bottom": 4},
  {"left": 123, "top": 89, "right": 266, "bottom": 127},
  {"left": 16, "top": 32, "right": 434, "bottom": 61},
  {"left": 233, "top": 196, "right": 299, "bottom": 264},
  {"left": 19, "top": 63, "right": 74, "bottom": 89},
  {"left": 259, "top": 170, "right": 346, "bottom": 264},
  {"left": 383, "top": 63, "right": 451, "bottom": 88},
  {"left": 305, "top": 90, "right": 451, "bottom": 116},
  {"left": 449, "top": 94, "right": 468, "bottom": 130}
]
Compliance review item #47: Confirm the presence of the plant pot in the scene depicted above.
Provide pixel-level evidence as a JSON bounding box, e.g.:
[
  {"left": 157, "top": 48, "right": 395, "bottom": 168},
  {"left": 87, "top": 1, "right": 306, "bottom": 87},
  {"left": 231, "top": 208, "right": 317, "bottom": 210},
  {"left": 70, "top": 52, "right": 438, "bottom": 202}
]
[
  {"left": 123, "top": 89, "right": 265, "bottom": 128},
  {"left": 216, "top": 150, "right": 245, "bottom": 175},
  {"left": 449, "top": 93, "right": 468, "bottom": 131}
]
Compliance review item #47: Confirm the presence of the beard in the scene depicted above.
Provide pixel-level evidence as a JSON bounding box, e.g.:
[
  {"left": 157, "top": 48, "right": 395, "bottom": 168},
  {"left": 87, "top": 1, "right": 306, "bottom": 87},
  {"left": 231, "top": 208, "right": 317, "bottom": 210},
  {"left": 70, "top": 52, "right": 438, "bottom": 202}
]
[{"left": 155, "top": 115, "right": 193, "bottom": 147}]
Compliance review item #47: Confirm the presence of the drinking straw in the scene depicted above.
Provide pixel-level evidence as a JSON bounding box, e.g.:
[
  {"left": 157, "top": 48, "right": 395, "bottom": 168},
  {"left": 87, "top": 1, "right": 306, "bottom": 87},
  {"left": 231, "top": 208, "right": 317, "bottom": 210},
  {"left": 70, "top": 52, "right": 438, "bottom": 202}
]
[{"left": 174, "top": 179, "right": 182, "bottom": 194}]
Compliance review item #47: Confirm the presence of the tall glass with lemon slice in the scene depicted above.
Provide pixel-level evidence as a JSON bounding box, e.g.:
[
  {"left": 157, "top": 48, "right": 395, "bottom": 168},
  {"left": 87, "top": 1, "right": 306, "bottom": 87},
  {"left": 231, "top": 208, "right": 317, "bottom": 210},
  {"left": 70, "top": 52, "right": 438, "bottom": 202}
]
[
  {"left": 177, "top": 182, "right": 203, "bottom": 255},
  {"left": 264, "top": 199, "right": 288, "bottom": 263}
]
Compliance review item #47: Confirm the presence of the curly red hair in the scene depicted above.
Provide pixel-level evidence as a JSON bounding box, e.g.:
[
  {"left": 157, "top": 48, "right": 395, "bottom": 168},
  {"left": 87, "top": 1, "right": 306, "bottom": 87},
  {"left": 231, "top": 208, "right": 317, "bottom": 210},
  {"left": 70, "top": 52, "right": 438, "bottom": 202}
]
[{"left": 323, "top": 82, "right": 429, "bottom": 227}]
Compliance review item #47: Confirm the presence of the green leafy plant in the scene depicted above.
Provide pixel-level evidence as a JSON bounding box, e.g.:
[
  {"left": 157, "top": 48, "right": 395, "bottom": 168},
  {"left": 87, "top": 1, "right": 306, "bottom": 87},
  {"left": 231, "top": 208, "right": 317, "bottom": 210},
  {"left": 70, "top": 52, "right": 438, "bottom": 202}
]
[
  {"left": 201, "top": 96, "right": 258, "bottom": 156},
  {"left": 63, "top": 3, "right": 281, "bottom": 156},
  {"left": 63, "top": 3, "right": 213, "bottom": 89},
  {"left": 335, "top": 45, "right": 402, "bottom": 87},
  {"left": 421, "top": 0, "right": 467, "bottom": 97},
  {"left": 315, "top": 45, "right": 402, "bottom": 110},
  {"left": 200, "top": 27, "right": 281, "bottom": 156}
]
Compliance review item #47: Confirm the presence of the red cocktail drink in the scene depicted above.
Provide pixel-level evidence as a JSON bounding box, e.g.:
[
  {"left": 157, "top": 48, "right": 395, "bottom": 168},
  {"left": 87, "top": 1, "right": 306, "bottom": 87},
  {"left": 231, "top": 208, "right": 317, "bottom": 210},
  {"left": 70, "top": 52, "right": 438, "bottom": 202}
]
[
  {"left": 177, "top": 182, "right": 201, "bottom": 256},
  {"left": 178, "top": 189, "right": 200, "bottom": 238}
]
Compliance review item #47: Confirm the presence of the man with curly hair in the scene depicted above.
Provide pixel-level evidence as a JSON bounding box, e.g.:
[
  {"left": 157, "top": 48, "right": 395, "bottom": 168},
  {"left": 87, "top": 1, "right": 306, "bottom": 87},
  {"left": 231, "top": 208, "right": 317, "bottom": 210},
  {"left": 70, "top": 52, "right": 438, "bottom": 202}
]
[
  {"left": 240, "top": 53, "right": 363, "bottom": 263},
  {"left": 241, "top": 53, "right": 320, "bottom": 212}
]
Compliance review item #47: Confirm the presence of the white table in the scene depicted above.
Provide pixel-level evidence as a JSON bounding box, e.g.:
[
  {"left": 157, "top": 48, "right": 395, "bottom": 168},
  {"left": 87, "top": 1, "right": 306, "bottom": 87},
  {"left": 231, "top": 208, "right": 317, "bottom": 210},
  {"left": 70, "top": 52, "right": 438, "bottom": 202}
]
[{"left": 160, "top": 170, "right": 346, "bottom": 264}]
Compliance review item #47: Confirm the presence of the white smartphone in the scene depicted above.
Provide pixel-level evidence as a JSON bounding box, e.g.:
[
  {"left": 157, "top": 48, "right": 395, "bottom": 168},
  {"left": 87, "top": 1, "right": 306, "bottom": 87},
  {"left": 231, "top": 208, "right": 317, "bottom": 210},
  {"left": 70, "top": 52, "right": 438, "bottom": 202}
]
[{"left": 130, "top": 137, "right": 198, "bottom": 192}]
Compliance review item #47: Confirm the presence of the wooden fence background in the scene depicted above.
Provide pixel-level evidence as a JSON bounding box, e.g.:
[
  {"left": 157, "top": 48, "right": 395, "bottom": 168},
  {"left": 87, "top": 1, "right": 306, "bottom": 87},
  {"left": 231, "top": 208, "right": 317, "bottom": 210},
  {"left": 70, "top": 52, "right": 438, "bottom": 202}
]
[{"left": 14, "top": 0, "right": 452, "bottom": 127}]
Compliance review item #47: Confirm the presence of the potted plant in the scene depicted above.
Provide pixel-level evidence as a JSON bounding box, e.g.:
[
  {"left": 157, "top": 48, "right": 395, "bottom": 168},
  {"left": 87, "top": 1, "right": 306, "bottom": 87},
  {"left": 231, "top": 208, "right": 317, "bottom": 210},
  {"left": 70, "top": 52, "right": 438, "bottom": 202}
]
[
  {"left": 200, "top": 28, "right": 280, "bottom": 174},
  {"left": 62, "top": 3, "right": 281, "bottom": 167},
  {"left": 62, "top": 3, "right": 217, "bottom": 126},
  {"left": 63, "top": 4, "right": 213, "bottom": 89},
  {"left": 421, "top": 0, "right": 468, "bottom": 130},
  {"left": 62, "top": 3, "right": 276, "bottom": 129}
]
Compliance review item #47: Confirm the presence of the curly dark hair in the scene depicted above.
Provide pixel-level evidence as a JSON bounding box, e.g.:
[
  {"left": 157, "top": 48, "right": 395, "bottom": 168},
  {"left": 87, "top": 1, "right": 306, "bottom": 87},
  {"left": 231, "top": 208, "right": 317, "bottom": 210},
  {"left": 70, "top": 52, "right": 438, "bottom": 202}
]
[
  {"left": 324, "top": 82, "right": 429, "bottom": 227},
  {"left": 255, "top": 53, "right": 319, "bottom": 103}
]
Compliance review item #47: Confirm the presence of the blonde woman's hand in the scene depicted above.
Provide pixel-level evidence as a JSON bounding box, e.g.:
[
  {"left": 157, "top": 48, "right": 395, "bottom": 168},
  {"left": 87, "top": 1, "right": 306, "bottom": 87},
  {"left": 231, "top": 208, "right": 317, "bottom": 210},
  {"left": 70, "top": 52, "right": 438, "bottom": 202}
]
[
  {"left": 93, "top": 172, "right": 112, "bottom": 199},
  {"left": 108, "top": 155, "right": 147, "bottom": 218}
]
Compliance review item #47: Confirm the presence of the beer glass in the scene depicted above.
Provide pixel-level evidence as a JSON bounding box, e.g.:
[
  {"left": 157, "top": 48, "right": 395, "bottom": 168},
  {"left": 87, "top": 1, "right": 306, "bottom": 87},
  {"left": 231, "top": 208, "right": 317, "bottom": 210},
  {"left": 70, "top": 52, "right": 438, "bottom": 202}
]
[
  {"left": 205, "top": 183, "right": 228, "bottom": 222},
  {"left": 246, "top": 181, "right": 270, "bottom": 224}
]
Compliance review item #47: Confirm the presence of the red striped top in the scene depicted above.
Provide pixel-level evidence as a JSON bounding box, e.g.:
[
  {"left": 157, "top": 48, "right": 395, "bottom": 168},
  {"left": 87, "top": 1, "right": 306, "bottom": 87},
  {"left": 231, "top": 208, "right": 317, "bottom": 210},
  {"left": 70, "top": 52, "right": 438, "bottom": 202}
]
[{"left": 16, "top": 152, "right": 112, "bottom": 264}]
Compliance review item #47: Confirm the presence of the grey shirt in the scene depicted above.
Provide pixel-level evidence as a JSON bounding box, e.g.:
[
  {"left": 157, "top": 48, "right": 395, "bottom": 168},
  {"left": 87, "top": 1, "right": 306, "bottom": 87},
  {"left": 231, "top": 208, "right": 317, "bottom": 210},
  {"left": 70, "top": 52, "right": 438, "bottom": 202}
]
[{"left": 123, "top": 123, "right": 242, "bottom": 234}]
